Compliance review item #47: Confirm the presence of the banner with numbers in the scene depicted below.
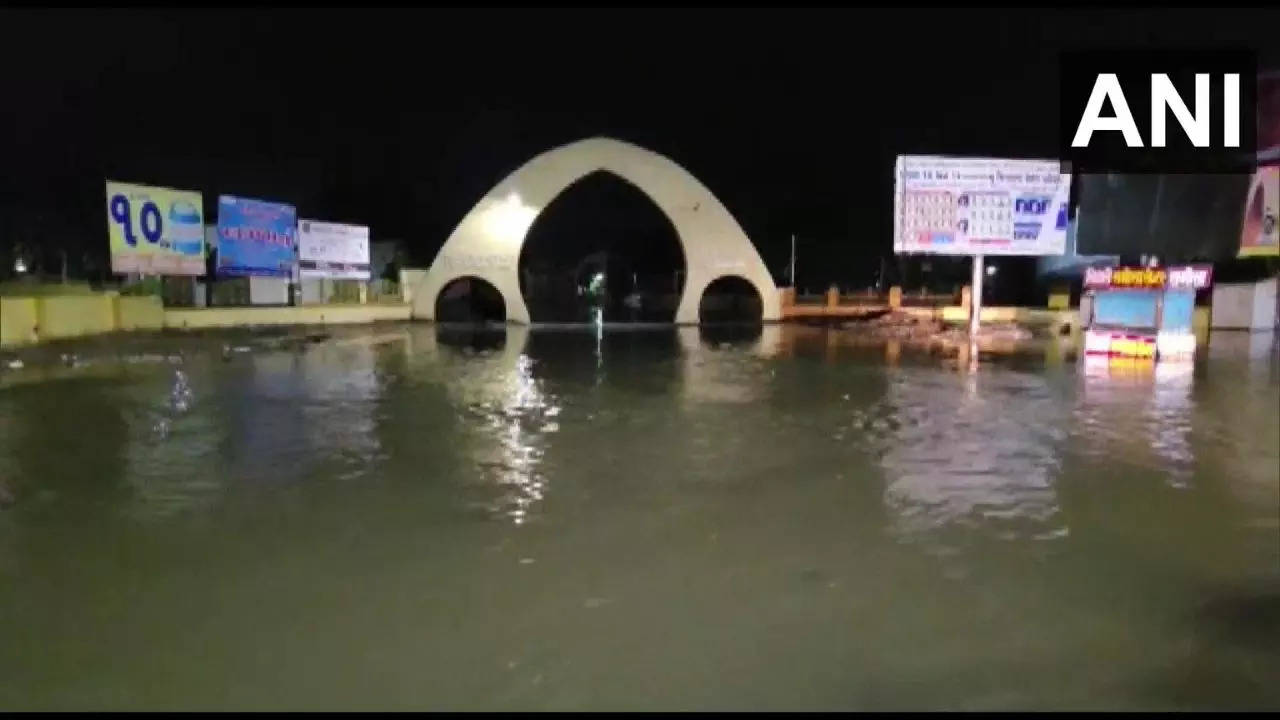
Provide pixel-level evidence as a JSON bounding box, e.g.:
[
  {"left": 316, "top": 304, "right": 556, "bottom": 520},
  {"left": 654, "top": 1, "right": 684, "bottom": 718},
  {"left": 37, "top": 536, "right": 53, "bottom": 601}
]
[
  {"left": 893, "top": 156, "right": 1072, "bottom": 256},
  {"left": 105, "top": 180, "right": 206, "bottom": 275}
]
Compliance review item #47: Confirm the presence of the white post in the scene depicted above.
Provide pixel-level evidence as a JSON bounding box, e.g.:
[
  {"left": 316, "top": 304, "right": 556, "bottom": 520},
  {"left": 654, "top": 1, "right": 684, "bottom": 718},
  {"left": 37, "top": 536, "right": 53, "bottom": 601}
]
[{"left": 970, "top": 253, "right": 984, "bottom": 338}]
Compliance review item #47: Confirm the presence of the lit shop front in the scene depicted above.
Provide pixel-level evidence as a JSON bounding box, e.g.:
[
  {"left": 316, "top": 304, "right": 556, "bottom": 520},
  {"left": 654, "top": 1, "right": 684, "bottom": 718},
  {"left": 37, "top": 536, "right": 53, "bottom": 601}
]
[{"left": 1082, "top": 265, "right": 1213, "bottom": 361}]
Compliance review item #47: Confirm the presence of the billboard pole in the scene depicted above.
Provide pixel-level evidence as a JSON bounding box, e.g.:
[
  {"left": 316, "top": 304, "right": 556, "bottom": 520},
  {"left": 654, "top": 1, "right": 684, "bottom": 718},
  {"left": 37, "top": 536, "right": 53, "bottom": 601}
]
[{"left": 970, "top": 253, "right": 984, "bottom": 340}]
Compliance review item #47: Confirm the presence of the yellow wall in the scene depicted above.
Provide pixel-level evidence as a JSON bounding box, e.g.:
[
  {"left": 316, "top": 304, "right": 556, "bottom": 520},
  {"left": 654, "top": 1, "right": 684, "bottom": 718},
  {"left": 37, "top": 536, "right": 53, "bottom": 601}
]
[
  {"left": 115, "top": 296, "right": 165, "bottom": 331},
  {"left": 1, "top": 297, "right": 39, "bottom": 347},
  {"left": 2, "top": 294, "right": 164, "bottom": 347},
  {"left": 2, "top": 292, "right": 407, "bottom": 348},
  {"left": 939, "top": 306, "right": 1078, "bottom": 331},
  {"left": 1193, "top": 306, "right": 1211, "bottom": 344},
  {"left": 900, "top": 307, "right": 940, "bottom": 321},
  {"left": 163, "top": 303, "right": 411, "bottom": 330},
  {"left": 34, "top": 295, "right": 117, "bottom": 341}
]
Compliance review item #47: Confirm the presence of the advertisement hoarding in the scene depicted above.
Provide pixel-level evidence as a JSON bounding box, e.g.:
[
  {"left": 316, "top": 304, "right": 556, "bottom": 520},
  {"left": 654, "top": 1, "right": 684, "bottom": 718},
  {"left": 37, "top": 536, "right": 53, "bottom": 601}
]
[
  {"left": 1083, "top": 265, "right": 1213, "bottom": 291},
  {"left": 1239, "top": 164, "right": 1279, "bottom": 257},
  {"left": 893, "top": 155, "right": 1072, "bottom": 256},
  {"left": 297, "top": 219, "right": 371, "bottom": 280},
  {"left": 215, "top": 195, "right": 297, "bottom": 278},
  {"left": 105, "top": 181, "right": 205, "bottom": 275}
]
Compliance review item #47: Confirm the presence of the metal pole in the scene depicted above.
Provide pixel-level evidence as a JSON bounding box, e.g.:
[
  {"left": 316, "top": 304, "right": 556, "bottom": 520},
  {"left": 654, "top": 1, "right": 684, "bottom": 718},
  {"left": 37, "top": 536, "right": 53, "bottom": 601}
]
[{"left": 970, "top": 253, "right": 984, "bottom": 339}]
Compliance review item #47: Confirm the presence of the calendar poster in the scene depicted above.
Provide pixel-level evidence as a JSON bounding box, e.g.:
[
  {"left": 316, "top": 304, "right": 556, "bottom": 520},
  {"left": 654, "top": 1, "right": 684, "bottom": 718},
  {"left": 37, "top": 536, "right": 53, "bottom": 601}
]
[{"left": 893, "top": 156, "right": 1072, "bottom": 256}]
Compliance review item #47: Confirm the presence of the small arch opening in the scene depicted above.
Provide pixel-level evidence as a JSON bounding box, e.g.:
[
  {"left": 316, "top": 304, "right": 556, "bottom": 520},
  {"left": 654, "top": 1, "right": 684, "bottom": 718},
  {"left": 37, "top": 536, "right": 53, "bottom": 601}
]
[
  {"left": 698, "top": 275, "right": 763, "bottom": 325},
  {"left": 435, "top": 276, "right": 507, "bottom": 325}
]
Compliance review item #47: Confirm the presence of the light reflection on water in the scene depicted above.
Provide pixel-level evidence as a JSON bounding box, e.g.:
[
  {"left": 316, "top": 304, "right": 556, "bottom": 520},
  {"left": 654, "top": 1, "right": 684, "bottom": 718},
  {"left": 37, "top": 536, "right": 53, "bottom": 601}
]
[
  {"left": 1075, "top": 359, "right": 1197, "bottom": 487},
  {"left": 0, "top": 323, "right": 1276, "bottom": 710},
  {"left": 877, "top": 368, "right": 1067, "bottom": 552},
  {"left": 467, "top": 352, "right": 557, "bottom": 525}
]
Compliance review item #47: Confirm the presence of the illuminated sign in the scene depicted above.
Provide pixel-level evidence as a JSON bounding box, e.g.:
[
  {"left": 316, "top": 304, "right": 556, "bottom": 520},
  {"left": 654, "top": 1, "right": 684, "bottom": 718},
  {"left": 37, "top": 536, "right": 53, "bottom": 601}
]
[
  {"left": 1111, "top": 267, "right": 1168, "bottom": 289},
  {"left": 215, "top": 195, "right": 297, "bottom": 278},
  {"left": 1084, "top": 329, "right": 1157, "bottom": 359},
  {"left": 1165, "top": 265, "right": 1213, "bottom": 290},
  {"left": 1109, "top": 335, "right": 1157, "bottom": 359},
  {"left": 297, "top": 219, "right": 371, "bottom": 280},
  {"left": 1083, "top": 265, "right": 1212, "bottom": 290},
  {"left": 893, "top": 156, "right": 1072, "bottom": 256},
  {"left": 1014, "top": 195, "right": 1053, "bottom": 215},
  {"left": 1084, "top": 266, "right": 1164, "bottom": 289},
  {"left": 105, "top": 180, "right": 205, "bottom": 276}
]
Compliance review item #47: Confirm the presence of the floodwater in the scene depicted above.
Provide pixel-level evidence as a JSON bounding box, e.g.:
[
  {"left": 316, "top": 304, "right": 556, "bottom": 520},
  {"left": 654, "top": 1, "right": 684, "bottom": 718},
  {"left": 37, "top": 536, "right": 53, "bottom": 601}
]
[{"left": 0, "top": 324, "right": 1277, "bottom": 711}]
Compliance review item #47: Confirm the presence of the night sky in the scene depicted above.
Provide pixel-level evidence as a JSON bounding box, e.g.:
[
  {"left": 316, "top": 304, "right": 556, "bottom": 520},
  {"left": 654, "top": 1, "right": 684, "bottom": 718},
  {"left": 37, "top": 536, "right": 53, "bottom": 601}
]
[{"left": 1, "top": 8, "right": 1276, "bottom": 289}]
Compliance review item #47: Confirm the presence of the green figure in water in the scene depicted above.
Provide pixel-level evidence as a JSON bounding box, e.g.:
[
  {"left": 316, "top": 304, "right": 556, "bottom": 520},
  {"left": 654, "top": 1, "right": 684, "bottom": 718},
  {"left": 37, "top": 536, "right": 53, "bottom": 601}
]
[{"left": 585, "top": 271, "right": 607, "bottom": 321}]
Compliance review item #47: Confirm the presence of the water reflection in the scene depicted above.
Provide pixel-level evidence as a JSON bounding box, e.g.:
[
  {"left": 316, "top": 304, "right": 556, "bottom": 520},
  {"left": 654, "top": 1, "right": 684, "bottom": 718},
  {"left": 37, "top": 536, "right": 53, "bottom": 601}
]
[
  {"left": 877, "top": 368, "right": 1067, "bottom": 552},
  {"left": 1074, "top": 358, "right": 1196, "bottom": 486},
  {"left": 1207, "top": 331, "right": 1277, "bottom": 364},
  {"left": 1, "top": 323, "right": 1278, "bottom": 710},
  {"left": 427, "top": 326, "right": 559, "bottom": 524},
  {"left": 471, "top": 353, "right": 555, "bottom": 525},
  {"left": 677, "top": 327, "right": 770, "bottom": 406},
  {"left": 122, "top": 365, "right": 222, "bottom": 518},
  {"left": 296, "top": 340, "right": 387, "bottom": 480}
]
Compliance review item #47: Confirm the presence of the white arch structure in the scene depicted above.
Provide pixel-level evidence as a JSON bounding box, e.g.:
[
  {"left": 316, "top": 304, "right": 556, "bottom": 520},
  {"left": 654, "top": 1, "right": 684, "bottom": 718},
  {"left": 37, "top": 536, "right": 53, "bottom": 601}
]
[{"left": 411, "top": 137, "right": 780, "bottom": 324}]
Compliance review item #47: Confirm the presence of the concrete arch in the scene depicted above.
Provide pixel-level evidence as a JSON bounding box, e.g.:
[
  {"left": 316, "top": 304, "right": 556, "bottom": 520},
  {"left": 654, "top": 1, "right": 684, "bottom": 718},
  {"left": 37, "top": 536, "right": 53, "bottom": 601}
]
[{"left": 411, "top": 137, "right": 780, "bottom": 324}]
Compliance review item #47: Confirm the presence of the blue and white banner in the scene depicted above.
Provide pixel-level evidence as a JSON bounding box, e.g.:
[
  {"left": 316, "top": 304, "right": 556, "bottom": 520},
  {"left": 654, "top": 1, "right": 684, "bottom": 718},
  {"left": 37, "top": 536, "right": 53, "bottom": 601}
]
[
  {"left": 894, "top": 156, "right": 1072, "bottom": 256},
  {"left": 216, "top": 195, "right": 297, "bottom": 278}
]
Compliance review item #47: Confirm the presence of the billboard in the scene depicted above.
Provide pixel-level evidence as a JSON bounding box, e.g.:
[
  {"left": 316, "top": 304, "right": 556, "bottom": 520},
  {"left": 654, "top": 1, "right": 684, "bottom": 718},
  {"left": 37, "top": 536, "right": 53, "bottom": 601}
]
[
  {"left": 297, "top": 219, "right": 371, "bottom": 279},
  {"left": 215, "top": 195, "right": 297, "bottom": 278},
  {"left": 893, "top": 156, "right": 1071, "bottom": 256},
  {"left": 105, "top": 181, "right": 206, "bottom": 275},
  {"left": 1239, "top": 165, "right": 1279, "bottom": 257}
]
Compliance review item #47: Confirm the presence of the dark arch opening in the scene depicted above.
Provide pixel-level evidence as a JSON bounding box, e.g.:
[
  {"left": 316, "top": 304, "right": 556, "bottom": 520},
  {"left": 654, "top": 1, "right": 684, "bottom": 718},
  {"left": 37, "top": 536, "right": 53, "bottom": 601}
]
[
  {"left": 698, "top": 275, "right": 763, "bottom": 325},
  {"left": 518, "top": 170, "right": 686, "bottom": 323},
  {"left": 435, "top": 276, "right": 506, "bottom": 324}
]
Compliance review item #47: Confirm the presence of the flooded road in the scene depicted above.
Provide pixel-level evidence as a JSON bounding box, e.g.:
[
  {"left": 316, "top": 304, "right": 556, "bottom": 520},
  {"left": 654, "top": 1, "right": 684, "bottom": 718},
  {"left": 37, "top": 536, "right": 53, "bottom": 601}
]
[{"left": 1, "top": 324, "right": 1277, "bottom": 710}]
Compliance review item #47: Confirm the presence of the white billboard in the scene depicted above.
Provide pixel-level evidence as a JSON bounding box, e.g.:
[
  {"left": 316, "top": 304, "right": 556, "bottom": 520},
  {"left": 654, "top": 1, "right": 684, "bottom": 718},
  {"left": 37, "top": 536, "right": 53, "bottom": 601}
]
[
  {"left": 893, "top": 155, "right": 1072, "bottom": 256},
  {"left": 297, "top": 219, "right": 371, "bottom": 279}
]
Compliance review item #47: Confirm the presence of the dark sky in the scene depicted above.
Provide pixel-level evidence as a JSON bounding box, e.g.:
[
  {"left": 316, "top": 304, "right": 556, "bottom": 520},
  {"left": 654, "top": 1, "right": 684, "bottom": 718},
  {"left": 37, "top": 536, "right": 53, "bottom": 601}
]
[{"left": 1, "top": 8, "right": 1276, "bottom": 286}]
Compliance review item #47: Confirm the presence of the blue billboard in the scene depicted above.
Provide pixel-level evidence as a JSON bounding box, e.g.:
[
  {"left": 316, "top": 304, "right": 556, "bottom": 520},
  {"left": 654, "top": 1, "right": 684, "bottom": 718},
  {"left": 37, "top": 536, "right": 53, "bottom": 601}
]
[{"left": 215, "top": 195, "right": 297, "bottom": 278}]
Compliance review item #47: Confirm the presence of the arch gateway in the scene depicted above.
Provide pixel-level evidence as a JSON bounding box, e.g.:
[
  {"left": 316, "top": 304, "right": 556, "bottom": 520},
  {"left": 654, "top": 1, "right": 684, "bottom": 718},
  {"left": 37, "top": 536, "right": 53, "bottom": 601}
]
[{"left": 409, "top": 137, "right": 780, "bottom": 324}]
